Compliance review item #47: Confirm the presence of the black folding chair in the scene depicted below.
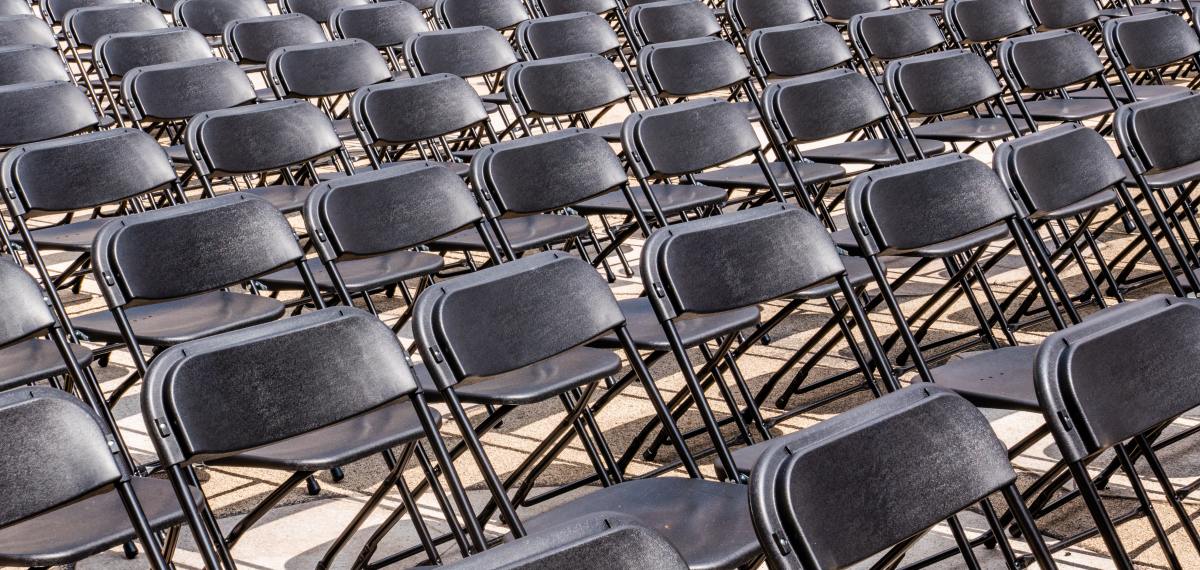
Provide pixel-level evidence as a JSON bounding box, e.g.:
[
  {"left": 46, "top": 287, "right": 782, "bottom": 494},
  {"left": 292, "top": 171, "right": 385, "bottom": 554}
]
[
  {"left": 172, "top": 0, "right": 270, "bottom": 43},
  {"left": 266, "top": 38, "right": 392, "bottom": 138},
  {"left": 750, "top": 384, "right": 1056, "bottom": 570},
  {"left": 61, "top": 2, "right": 168, "bottom": 125},
  {"left": 40, "top": 0, "right": 132, "bottom": 26},
  {"left": 223, "top": 12, "right": 327, "bottom": 69},
  {"left": 0, "top": 44, "right": 70, "bottom": 86},
  {"left": 745, "top": 20, "right": 853, "bottom": 83},
  {"left": 812, "top": 0, "right": 888, "bottom": 25},
  {"left": 849, "top": 6, "right": 952, "bottom": 81},
  {"left": 504, "top": 53, "right": 638, "bottom": 141},
  {"left": 636, "top": 35, "right": 764, "bottom": 120},
  {"left": 93, "top": 27, "right": 214, "bottom": 125},
  {"left": 0, "top": 80, "right": 99, "bottom": 150},
  {"left": 514, "top": 12, "right": 648, "bottom": 106},
  {"left": 1025, "top": 0, "right": 1104, "bottom": 30},
  {"left": 944, "top": 0, "right": 1037, "bottom": 53},
  {"left": 329, "top": 0, "right": 428, "bottom": 72},
  {"left": 279, "top": 0, "right": 366, "bottom": 25},
  {"left": 0, "top": 14, "right": 57, "bottom": 48},
  {"left": 725, "top": 0, "right": 818, "bottom": 39},
  {"left": 0, "top": 0, "right": 29, "bottom": 16},
  {"left": 142, "top": 307, "right": 484, "bottom": 569},
  {"left": 1101, "top": 11, "right": 1200, "bottom": 101},
  {"left": 435, "top": 0, "right": 530, "bottom": 31},
  {"left": 627, "top": 0, "right": 723, "bottom": 49},
  {"left": 998, "top": 30, "right": 1122, "bottom": 130},
  {"left": 404, "top": 26, "right": 519, "bottom": 126}
]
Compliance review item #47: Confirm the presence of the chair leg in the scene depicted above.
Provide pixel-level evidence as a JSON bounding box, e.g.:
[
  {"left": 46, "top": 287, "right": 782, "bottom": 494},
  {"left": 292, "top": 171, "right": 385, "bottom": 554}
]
[
  {"left": 1114, "top": 443, "right": 1183, "bottom": 569},
  {"left": 1067, "top": 460, "right": 1135, "bottom": 568}
]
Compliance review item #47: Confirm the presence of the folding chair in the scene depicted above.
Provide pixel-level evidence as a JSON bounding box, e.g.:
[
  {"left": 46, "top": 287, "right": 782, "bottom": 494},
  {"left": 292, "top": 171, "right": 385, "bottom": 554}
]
[
  {"left": 93, "top": 27, "right": 214, "bottom": 128},
  {"left": 404, "top": 26, "right": 519, "bottom": 123},
  {"left": 0, "top": 0, "right": 29, "bottom": 16},
  {"left": 60, "top": 2, "right": 169, "bottom": 122},
  {"left": 173, "top": 0, "right": 271, "bottom": 42},
  {"left": 514, "top": 12, "right": 648, "bottom": 105},
  {"left": 40, "top": 0, "right": 132, "bottom": 27},
  {"left": 944, "top": 0, "right": 1036, "bottom": 52},
  {"left": 750, "top": 384, "right": 1056, "bottom": 570},
  {"left": 435, "top": 0, "right": 530, "bottom": 31},
  {"left": 627, "top": 0, "right": 723, "bottom": 49},
  {"left": 812, "top": 0, "right": 888, "bottom": 25},
  {"left": 848, "top": 7, "right": 951, "bottom": 82},
  {"left": 1100, "top": 11, "right": 1200, "bottom": 101},
  {"left": 745, "top": 20, "right": 854, "bottom": 83},
  {"left": 1025, "top": 0, "right": 1105, "bottom": 30},
  {"left": 0, "top": 80, "right": 99, "bottom": 149},
  {"left": 0, "top": 44, "right": 70, "bottom": 85},
  {"left": 142, "top": 307, "right": 484, "bottom": 569},
  {"left": 329, "top": 0, "right": 428, "bottom": 72},
  {"left": 636, "top": 36, "right": 767, "bottom": 121},
  {"left": 0, "top": 14, "right": 57, "bottom": 48},
  {"left": 725, "top": 0, "right": 818, "bottom": 38},
  {"left": 279, "top": 0, "right": 367, "bottom": 25},
  {"left": 504, "top": 53, "right": 638, "bottom": 141},
  {"left": 532, "top": 0, "right": 633, "bottom": 45},
  {"left": 223, "top": 13, "right": 327, "bottom": 67},
  {"left": 998, "top": 30, "right": 1121, "bottom": 130},
  {"left": 265, "top": 38, "right": 392, "bottom": 138},
  {"left": 412, "top": 251, "right": 763, "bottom": 570}
]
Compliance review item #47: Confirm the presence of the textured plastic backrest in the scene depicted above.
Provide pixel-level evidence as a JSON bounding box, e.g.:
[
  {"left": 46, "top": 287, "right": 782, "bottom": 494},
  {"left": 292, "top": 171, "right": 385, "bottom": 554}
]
[
  {"left": 630, "top": 0, "right": 721, "bottom": 44},
  {"left": 175, "top": 0, "right": 270, "bottom": 36},
  {"left": 143, "top": 308, "right": 418, "bottom": 465},
  {"left": 749, "top": 21, "right": 851, "bottom": 77},
  {"left": 852, "top": 7, "right": 944, "bottom": 61},
  {"left": 508, "top": 54, "right": 628, "bottom": 115},
  {"left": 947, "top": 0, "right": 1033, "bottom": 42},
  {"left": 887, "top": 50, "right": 1001, "bottom": 116},
  {"left": 0, "top": 15, "right": 57, "bottom": 48},
  {"left": 311, "top": 162, "right": 482, "bottom": 257},
  {"left": 728, "top": 0, "right": 816, "bottom": 30},
  {"left": 0, "top": 81, "right": 97, "bottom": 147},
  {"left": 538, "top": 0, "right": 618, "bottom": 15},
  {"left": 188, "top": 99, "right": 340, "bottom": 175},
  {"left": 1001, "top": 30, "right": 1102, "bottom": 91},
  {"left": 0, "top": 45, "right": 68, "bottom": 86},
  {"left": 0, "top": 389, "right": 123, "bottom": 527},
  {"left": 5, "top": 129, "right": 175, "bottom": 214},
  {"left": 43, "top": 0, "right": 129, "bottom": 24},
  {"left": 281, "top": 0, "right": 365, "bottom": 23},
  {"left": 1107, "top": 12, "right": 1200, "bottom": 71},
  {"left": 818, "top": 0, "right": 887, "bottom": 21},
  {"left": 995, "top": 124, "right": 1124, "bottom": 216},
  {"left": 269, "top": 39, "right": 390, "bottom": 98},
  {"left": 750, "top": 385, "right": 1015, "bottom": 569},
  {"left": 123, "top": 57, "right": 256, "bottom": 121},
  {"left": 95, "top": 28, "right": 212, "bottom": 78},
  {"left": 330, "top": 1, "right": 425, "bottom": 49},
  {"left": 0, "top": 0, "right": 30, "bottom": 16},
  {"left": 94, "top": 194, "right": 302, "bottom": 305},
  {"left": 1036, "top": 296, "right": 1200, "bottom": 463},
  {"left": 64, "top": 2, "right": 166, "bottom": 46},
  {"left": 413, "top": 252, "right": 624, "bottom": 384},
  {"left": 518, "top": 12, "right": 620, "bottom": 58},
  {"left": 437, "top": 0, "right": 527, "bottom": 29},
  {"left": 406, "top": 26, "right": 517, "bottom": 77},
  {"left": 445, "top": 514, "right": 689, "bottom": 570},
  {"left": 1116, "top": 91, "right": 1200, "bottom": 173},
  {"left": 847, "top": 154, "right": 1016, "bottom": 255},
  {"left": 624, "top": 98, "right": 760, "bottom": 176},
  {"left": 644, "top": 205, "right": 844, "bottom": 317},
  {"left": 0, "top": 260, "right": 55, "bottom": 346},
  {"left": 765, "top": 69, "right": 889, "bottom": 142},
  {"left": 224, "top": 13, "right": 325, "bottom": 64},
  {"left": 474, "top": 129, "right": 626, "bottom": 214},
  {"left": 1027, "top": 0, "right": 1097, "bottom": 30},
  {"left": 639, "top": 36, "right": 749, "bottom": 96},
  {"left": 354, "top": 74, "right": 486, "bottom": 144}
]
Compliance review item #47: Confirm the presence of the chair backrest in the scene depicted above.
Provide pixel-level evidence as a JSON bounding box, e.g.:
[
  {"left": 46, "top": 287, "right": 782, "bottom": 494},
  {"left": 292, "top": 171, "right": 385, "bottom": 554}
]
[
  {"left": 330, "top": 0, "right": 426, "bottom": 50},
  {"left": 537, "top": 0, "right": 618, "bottom": 15},
  {"left": 623, "top": 98, "right": 761, "bottom": 177},
  {"left": 267, "top": 38, "right": 391, "bottom": 98},
  {"left": 174, "top": 0, "right": 271, "bottom": 37},
  {"left": 815, "top": 0, "right": 887, "bottom": 22},
  {"left": 444, "top": 514, "right": 689, "bottom": 570},
  {"left": 847, "top": 154, "right": 1017, "bottom": 256},
  {"left": 123, "top": 57, "right": 256, "bottom": 122},
  {"left": 472, "top": 129, "right": 626, "bottom": 215},
  {"left": 1115, "top": 90, "right": 1200, "bottom": 175},
  {"left": 727, "top": 0, "right": 816, "bottom": 32},
  {"left": 143, "top": 307, "right": 419, "bottom": 466},
  {"left": 95, "top": 27, "right": 212, "bottom": 78},
  {"left": 763, "top": 68, "right": 890, "bottom": 144},
  {"left": 0, "top": 81, "right": 98, "bottom": 147},
  {"left": 0, "top": 259, "right": 56, "bottom": 347},
  {"left": 885, "top": 49, "right": 1002, "bottom": 117},
  {"left": 405, "top": 26, "right": 517, "bottom": 78},
  {"left": 643, "top": 204, "right": 844, "bottom": 320},
  {"left": 63, "top": 2, "right": 166, "bottom": 47},
  {"left": 750, "top": 384, "right": 1015, "bottom": 569},
  {"left": 505, "top": 53, "right": 629, "bottom": 117},
  {"left": 0, "top": 15, "right": 57, "bottom": 48},
  {"left": 2, "top": 128, "right": 175, "bottom": 216},
  {"left": 435, "top": 0, "right": 528, "bottom": 30},
  {"left": 413, "top": 251, "right": 625, "bottom": 389},
  {"left": 0, "top": 0, "right": 30, "bottom": 16},
  {"left": 1104, "top": 12, "right": 1200, "bottom": 72},
  {"left": 352, "top": 73, "right": 487, "bottom": 145},
  {"left": 1036, "top": 295, "right": 1200, "bottom": 464},
  {"left": 994, "top": 123, "right": 1124, "bottom": 217},
  {"left": 0, "top": 388, "right": 125, "bottom": 528},
  {"left": 748, "top": 21, "right": 852, "bottom": 78},
  {"left": 1026, "top": 0, "right": 1097, "bottom": 30},
  {"left": 630, "top": 0, "right": 721, "bottom": 45},
  {"left": 0, "top": 44, "right": 68, "bottom": 86},
  {"left": 186, "top": 98, "right": 342, "bottom": 177},
  {"left": 516, "top": 12, "right": 620, "bottom": 59},
  {"left": 638, "top": 36, "right": 750, "bottom": 97},
  {"left": 307, "top": 162, "right": 484, "bottom": 259},
  {"left": 850, "top": 7, "right": 945, "bottom": 63},
  {"left": 224, "top": 13, "right": 326, "bottom": 64},
  {"left": 944, "top": 0, "right": 1034, "bottom": 44},
  {"left": 999, "top": 30, "right": 1103, "bottom": 92},
  {"left": 92, "top": 193, "right": 303, "bottom": 307},
  {"left": 279, "top": 0, "right": 366, "bottom": 23},
  {"left": 42, "top": 0, "right": 131, "bottom": 24}
]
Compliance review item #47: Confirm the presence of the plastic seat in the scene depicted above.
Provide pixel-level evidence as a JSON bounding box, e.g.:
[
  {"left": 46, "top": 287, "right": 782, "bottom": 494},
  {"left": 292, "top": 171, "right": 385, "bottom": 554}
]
[
  {"left": 592, "top": 297, "right": 761, "bottom": 351},
  {"left": 573, "top": 183, "right": 728, "bottom": 216},
  {"left": 455, "top": 346, "right": 621, "bottom": 406},
  {"left": 433, "top": 214, "right": 591, "bottom": 253},
  {"left": 73, "top": 291, "right": 287, "bottom": 346},
  {"left": 0, "top": 339, "right": 92, "bottom": 390},
  {"left": 693, "top": 160, "right": 844, "bottom": 189}
]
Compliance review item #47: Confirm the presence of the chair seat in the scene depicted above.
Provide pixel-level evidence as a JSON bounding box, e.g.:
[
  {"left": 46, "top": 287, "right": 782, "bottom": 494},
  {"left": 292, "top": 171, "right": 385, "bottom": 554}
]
[
  {"left": 216, "top": 401, "right": 443, "bottom": 471},
  {"left": 695, "top": 161, "right": 845, "bottom": 190},
  {"left": 1071, "top": 83, "right": 1188, "bottom": 102},
  {"left": 166, "top": 144, "right": 189, "bottom": 163},
  {"left": 1145, "top": 160, "right": 1200, "bottom": 189},
  {"left": 591, "top": 297, "right": 760, "bottom": 351},
  {"left": 789, "top": 255, "right": 875, "bottom": 299},
  {"left": 0, "top": 477, "right": 194, "bottom": 567},
  {"left": 258, "top": 251, "right": 444, "bottom": 293},
  {"left": 911, "top": 117, "right": 1029, "bottom": 142},
  {"left": 319, "top": 161, "right": 471, "bottom": 182},
  {"left": 72, "top": 291, "right": 286, "bottom": 346},
  {"left": 453, "top": 345, "right": 621, "bottom": 406},
  {"left": 241, "top": 185, "right": 313, "bottom": 214},
  {"left": 332, "top": 117, "right": 357, "bottom": 138},
  {"left": 929, "top": 345, "right": 1039, "bottom": 411},
  {"left": 804, "top": 137, "right": 947, "bottom": 165},
  {"left": 0, "top": 339, "right": 92, "bottom": 391},
  {"left": 1032, "top": 189, "right": 1117, "bottom": 221},
  {"left": 587, "top": 122, "right": 621, "bottom": 142},
  {"left": 573, "top": 184, "right": 727, "bottom": 217},
  {"left": 12, "top": 217, "right": 111, "bottom": 253},
  {"left": 431, "top": 214, "right": 590, "bottom": 253},
  {"left": 832, "top": 223, "right": 1009, "bottom": 258},
  {"left": 521, "top": 478, "right": 760, "bottom": 570},
  {"left": 481, "top": 91, "right": 508, "bottom": 105},
  {"left": 1009, "top": 97, "right": 1115, "bottom": 122}
]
